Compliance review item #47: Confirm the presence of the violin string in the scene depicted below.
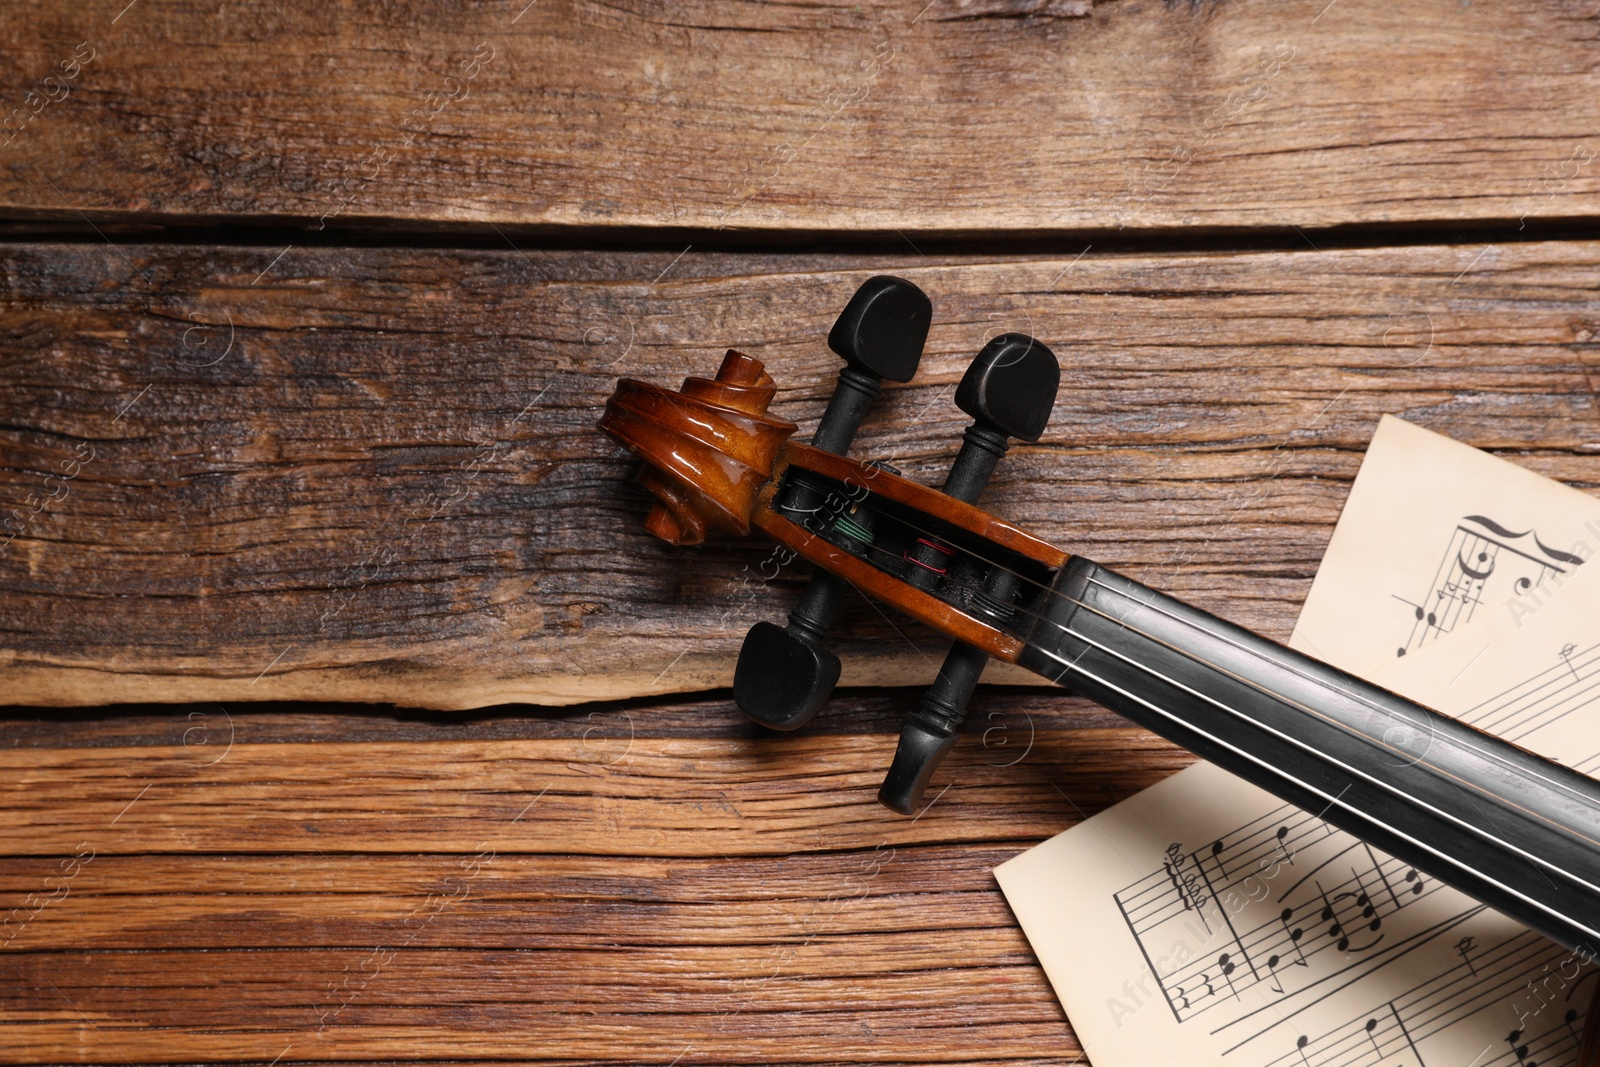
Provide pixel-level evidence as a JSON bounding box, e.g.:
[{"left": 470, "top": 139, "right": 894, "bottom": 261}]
[
  {"left": 784, "top": 475, "right": 1439, "bottom": 748},
  {"left": 828, "top": 520, "right": 1600, "bottom": 890},
  {"left": 795, "top": 489, "right": 1600, "bottom": 825},
  {"left": 1070, "top": 570, "right": 1600, "bottom": 816},
  {"left": 888, "top": 505, "right": 1600, "bottom": 828},
  {"left": 861, "top": 495, "right": 1600, "bottom": 801},
  {"left": 1026, "top": 592, "right": 1600, "bottom": 895},
  {"left": 1017, "top": 625, "right": 1600, "bottom": 943}
]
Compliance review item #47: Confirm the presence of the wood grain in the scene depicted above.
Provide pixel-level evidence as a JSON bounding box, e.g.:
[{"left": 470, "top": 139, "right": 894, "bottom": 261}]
[
  {"left": 3, "top": 241, "right": 1598, "bottom": 707},
  {"left": 0, "top": 0, "right": 1598, "bottom": 237},
  {"left": 6, "top": 3, "right": 1600, "bottom": 1064},
  {"left": 0, "top": 722, "right": 1191, "bottom": 1064},
  {"left": 0, "top": 730, "right": 1182, "bottom": 856}
]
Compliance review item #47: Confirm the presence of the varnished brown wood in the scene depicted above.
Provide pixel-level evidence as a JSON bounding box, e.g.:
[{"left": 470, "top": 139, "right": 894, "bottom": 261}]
[
  {"left": 3, "top": 242, "right": 1600, "bottom": 707},
  {"left": 0, "top": 713, "right": 1190, "bottom": 1063},
  {"left": 1, "top": 0, "right": 1599, "bottom": 236},
  {"left": 602, "top": 350, "right": 798, "bottom": 544},
  {"left": 601, "top": 347, "right": 1078, "bottom": 656},
  {"left": 752, "top": 495, "right": 1027, "bottom": 661},
  {"left": 778, "top": 441, "right": 1072, "bottom": 570}
]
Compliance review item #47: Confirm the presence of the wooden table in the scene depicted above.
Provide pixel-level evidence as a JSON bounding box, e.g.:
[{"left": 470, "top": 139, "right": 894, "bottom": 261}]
[{"left": 2, "top": 1, "right": 1597, "bottom": 1063}]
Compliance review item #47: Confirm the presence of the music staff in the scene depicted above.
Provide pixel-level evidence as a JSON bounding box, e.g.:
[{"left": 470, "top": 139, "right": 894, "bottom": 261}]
[
  {"left": 1238, "top": 929, "right": 1592, "bottom": 1067},
  {"left": 1116, "top": 819, "right": 1448, "bottom": 1022},
  {"left": 1460, "top": 640, "right": 1600, "bottom": 746},
  {"left": 1106, "top": 621, "right": 1600, "bottom": 1066},
  {"left": 1392, "top": 515, "right": 1584, "bottom": 658}
]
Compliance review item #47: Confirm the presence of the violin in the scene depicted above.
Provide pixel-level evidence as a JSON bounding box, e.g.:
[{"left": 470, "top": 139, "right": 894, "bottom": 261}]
[{"left": 598, "top": 276, "right": 1600, "bottom": 1019}]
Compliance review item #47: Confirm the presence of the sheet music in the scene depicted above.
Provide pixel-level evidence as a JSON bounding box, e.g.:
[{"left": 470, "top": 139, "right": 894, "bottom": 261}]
[
  {"left": 1371, "top": 561, "right": 1600, "bottom": 783},
  {"left": 996, "top": 426, "right": 1600, "bottom": 1067},
  {"left": 1291, "top": 415, "right": 1600, "bottom": 677}
]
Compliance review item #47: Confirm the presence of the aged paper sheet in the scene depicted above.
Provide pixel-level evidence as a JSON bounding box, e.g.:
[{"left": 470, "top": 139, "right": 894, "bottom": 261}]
[
  {"left": 1291, "top": 415, "right": 1600, "bottom": 677},
  {"left": 1371, "top": 560, "right": 1600, "bottom": 785},
  {"left": 997, "top": 422, "right": 1600, "bottom": 1067}
]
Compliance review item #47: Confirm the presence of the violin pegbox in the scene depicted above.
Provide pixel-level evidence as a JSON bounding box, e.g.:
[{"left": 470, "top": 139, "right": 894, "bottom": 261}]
[
  {"left": 732, "top": 278, "right": 1062, "bottom": 816},
  {"left": 601, "top": 278, "right": 1059, "bottom": 815}
]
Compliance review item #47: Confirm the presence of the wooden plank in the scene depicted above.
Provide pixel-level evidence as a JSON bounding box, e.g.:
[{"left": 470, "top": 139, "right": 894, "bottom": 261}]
[
  {"left": 0, "top": 0, "right": 1597, "bottom": 236},
  {"left": 2, "top": 241, "right": 1598, "bottom": 707},
  {"left": 2, "top": 944, "right": 1065, "bottom": 1063},
  {"left": 0, "top": 730, "right": 1186, "bottom": 856},
  {"left": 0, "top": 848, "right": 1031, "bottom": 951},
  {"left": 0, "top": 726, "right": 1189, "bottom": 1063}
]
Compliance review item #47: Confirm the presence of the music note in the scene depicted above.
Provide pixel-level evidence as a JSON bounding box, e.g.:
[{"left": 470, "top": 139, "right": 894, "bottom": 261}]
[
  {"left": 1404, "top": 867, "right": 1426, "bottom": 898},
  {"left": 1216, "top": 952, "right": 1241, "bottom": 1001},
  {"left": 1318, "top": 883, "right": 1349, "bottom": 952},
  {"left": 1279, "top": 906, "right": 1308, "bottom": 965},
  {"left": 1294, "top": 1034, "right": 1313, "bottom": 1067},
  {"left": 1330, "top": 872, "right": 1384, "bottom": 952},
  {"left": 1561, "top": 643, "right": 1580, "bottom": 681},
  {"left": 1457, "top": 935, "right": 1477, "bottom": 975},
  {"left": 1394, "top": 597, "right": 1445, "bottom": 657},
  {"left": 1566, "top": 1009, "right": 1584, "bottom": 1048},
  {"left": 1352, "top": 873, "right": 1381, "bottom": 930},
  {"left": 1274, "top": 825, "right": 1295, "bottom": 865},
  {"left": 1265, "top": 953, "right": 1285, "bottom": 994},
  {"left": 1364, "top": 1017, "right": 1383, "bottom": 1059},
  {"left": 1506, "top": 1027, "right": 1538, "bottom": 1067}
]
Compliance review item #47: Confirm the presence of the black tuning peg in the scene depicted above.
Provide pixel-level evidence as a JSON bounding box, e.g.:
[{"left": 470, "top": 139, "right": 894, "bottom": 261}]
[
  {"left": 880, "top": 333, "right": 1059, "bottom": 815},
  {"left": 733, "top": 276, "right": 932, "bottom": 731},
  {"left": 814, "top": 275, "right": 931, "bottom": 453}
]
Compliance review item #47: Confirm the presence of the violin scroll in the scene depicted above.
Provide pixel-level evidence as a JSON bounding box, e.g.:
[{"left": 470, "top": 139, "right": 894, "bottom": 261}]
[{"left": 599, "top": 349, "right": 796, "bottom": 546}]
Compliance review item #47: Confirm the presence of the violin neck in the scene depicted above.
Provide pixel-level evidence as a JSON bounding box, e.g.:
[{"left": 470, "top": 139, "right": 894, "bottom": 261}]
[{"left": 1017, "top": 557, "right": 1600, "bottom": 955}]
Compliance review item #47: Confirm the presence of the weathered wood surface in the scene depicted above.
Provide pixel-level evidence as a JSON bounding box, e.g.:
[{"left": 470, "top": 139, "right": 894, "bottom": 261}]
[
  {"left": 3, "top": 241, "right": 1599, "bottom": 707},
  {"left": 0, "top": 701, "right": 1191, "bottom": 1064},
  {"left": 2, "top": 0, "right": 1598, "bottom": 236},
  {"left": 6, "top": 3, "right": 1600, "bottom": 1066},
  {"left": 3, "top": 241, "right": 1600, "bottom": 710}
]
